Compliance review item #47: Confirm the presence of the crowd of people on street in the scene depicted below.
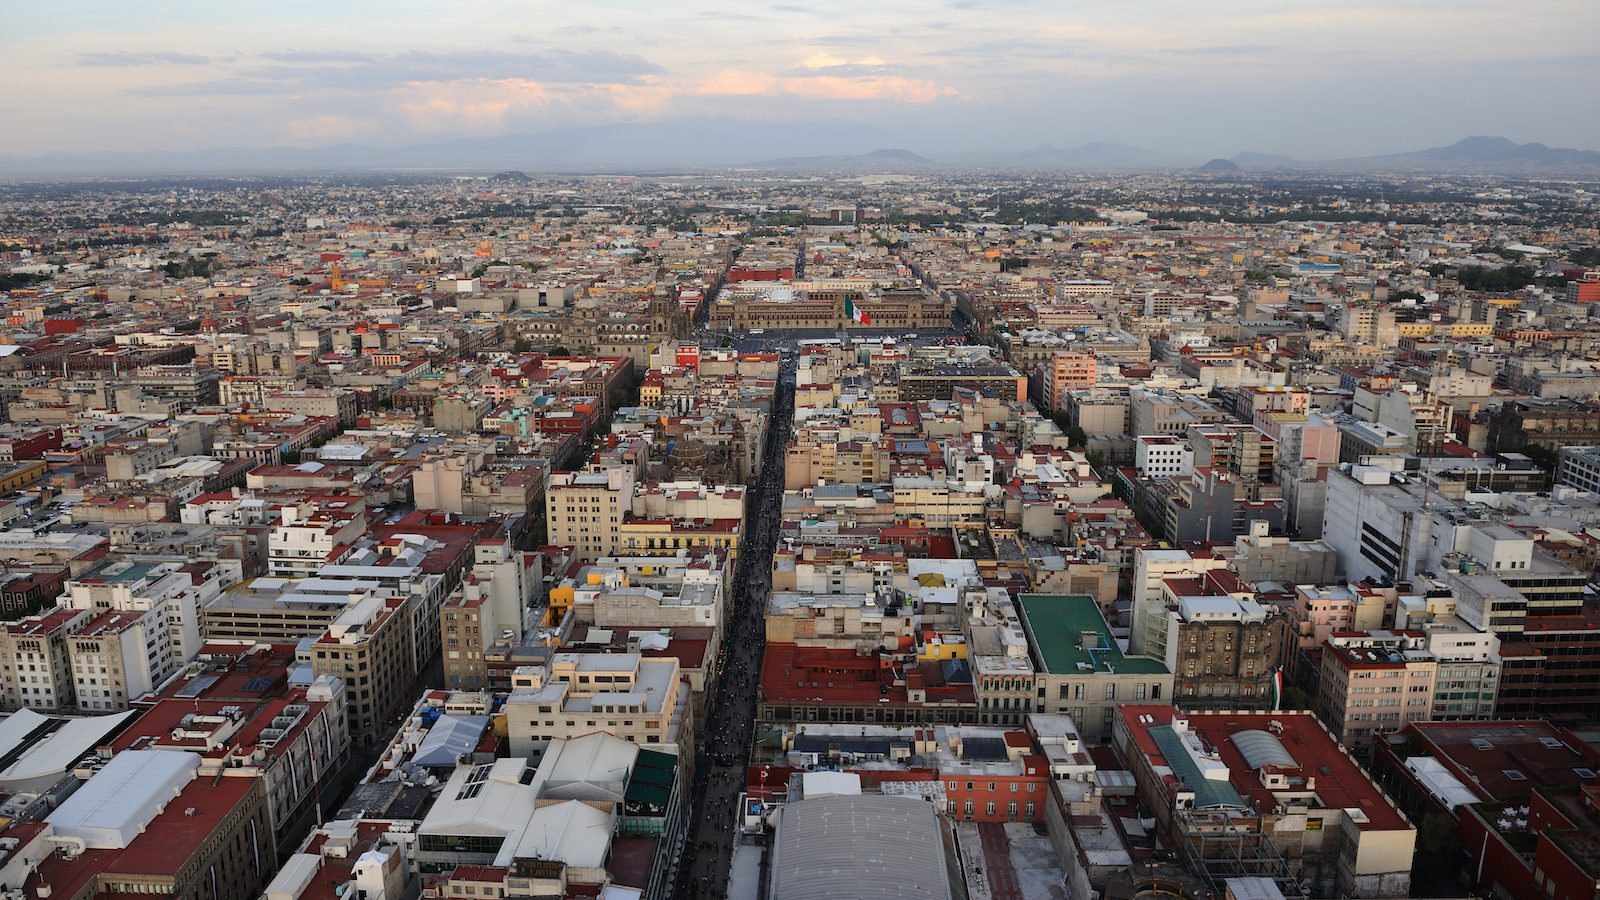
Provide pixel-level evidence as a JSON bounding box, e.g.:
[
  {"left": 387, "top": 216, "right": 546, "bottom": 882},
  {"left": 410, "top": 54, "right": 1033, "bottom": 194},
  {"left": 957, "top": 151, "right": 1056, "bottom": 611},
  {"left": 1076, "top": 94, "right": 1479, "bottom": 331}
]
[{"left": 676, "top": 354, "right": 796, "bottom": 900}]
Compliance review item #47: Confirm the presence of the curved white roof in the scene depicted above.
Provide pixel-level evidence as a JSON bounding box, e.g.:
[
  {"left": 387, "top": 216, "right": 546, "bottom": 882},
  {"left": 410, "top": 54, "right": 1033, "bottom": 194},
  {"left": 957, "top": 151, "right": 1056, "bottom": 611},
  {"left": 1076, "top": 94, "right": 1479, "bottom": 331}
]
[{"left": 1230, "top": 730, "right": 1297, "bottom": 771}]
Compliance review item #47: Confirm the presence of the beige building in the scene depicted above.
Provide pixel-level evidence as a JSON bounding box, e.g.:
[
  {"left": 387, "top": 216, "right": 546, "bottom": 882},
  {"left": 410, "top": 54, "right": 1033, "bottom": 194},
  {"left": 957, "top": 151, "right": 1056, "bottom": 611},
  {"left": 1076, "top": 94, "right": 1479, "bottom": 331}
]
[
  {"left": 1317, "top": 630, "right": 1438, "bottom": 751},
  {"left": 308, "top": 595, "right": 417, "bottom": 746},
  {"left": 60, "top": 560, "right": 219, "bottom": 711},
  {"left": 0, "top": 607, "right": 91, "bottom": 710},
  {"left": 504, "top": 651, "right": 689, "bottom": 759},
  {"left": 546, "top": 468, "right": 636, "bottom": 560},
  {"left": 1018, "top": 594, "right": 1173, "bottom": 742}
]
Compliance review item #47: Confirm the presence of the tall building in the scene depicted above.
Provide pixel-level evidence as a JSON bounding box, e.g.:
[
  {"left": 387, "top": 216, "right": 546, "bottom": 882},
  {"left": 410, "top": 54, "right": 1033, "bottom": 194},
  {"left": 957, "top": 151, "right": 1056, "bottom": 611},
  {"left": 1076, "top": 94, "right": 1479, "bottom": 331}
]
[
  {"left": 308, "top": 595, "right": 416, "bottom": 747},
  {"left": 60, "top": 560, "right": 221, "bottom": 711},
  {"left": 546, "top": 468, "right": 636, "bottom": 560},
  {"left": 1160, "top": 571, "right": 1286, "bottom": 711},
  {"left": 1317, "top": 630, "right": 1438, "bottom": 752},
  {"left": 0, "top": 607, "right": 90, "bottom": 710}
]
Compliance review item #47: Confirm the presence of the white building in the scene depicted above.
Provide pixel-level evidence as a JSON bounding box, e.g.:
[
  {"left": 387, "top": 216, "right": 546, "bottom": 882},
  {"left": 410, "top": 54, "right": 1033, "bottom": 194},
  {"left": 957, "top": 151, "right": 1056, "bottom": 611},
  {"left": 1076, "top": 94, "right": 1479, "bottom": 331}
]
[{"left": 1134, "top": 435, "right": 1195, "bottom": 478}]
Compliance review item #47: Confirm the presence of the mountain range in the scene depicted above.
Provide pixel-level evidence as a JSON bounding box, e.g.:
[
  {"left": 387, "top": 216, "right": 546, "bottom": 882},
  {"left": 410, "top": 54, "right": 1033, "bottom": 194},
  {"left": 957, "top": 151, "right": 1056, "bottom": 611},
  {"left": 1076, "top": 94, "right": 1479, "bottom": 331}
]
[{"left": 0, "top": 123, "right": 1595, "bottom": 175}]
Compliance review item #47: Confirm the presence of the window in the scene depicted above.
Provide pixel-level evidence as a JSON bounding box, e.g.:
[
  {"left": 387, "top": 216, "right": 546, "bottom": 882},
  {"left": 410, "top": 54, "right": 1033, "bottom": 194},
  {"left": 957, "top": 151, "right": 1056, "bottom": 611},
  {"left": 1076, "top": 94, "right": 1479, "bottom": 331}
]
[
  {"left": 1152, "top": 684, "right": 1161, "bottom": 700},
  {"left": 1025, "top": 801, "right": 1035, "bottom": 818},
  {"left": 1105, "top": 683, "right": 1116, "bottom": 700},
  {"left": 963, "top": 800, "right": 974, "bottom": 817},
  {"left": 1136, "top": 683, "right": 1147, "bottom": 700},
  {"left": 985, "top": 801, "right": 996, "bottom": 816}
]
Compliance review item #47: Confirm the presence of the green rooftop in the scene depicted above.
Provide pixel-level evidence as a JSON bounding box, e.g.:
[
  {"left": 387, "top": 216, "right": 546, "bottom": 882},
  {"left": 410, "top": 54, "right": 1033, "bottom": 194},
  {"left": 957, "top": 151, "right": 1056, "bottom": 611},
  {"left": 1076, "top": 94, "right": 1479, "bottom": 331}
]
[
  {"left": 87, "top": 561, "right": 159, "bottom": 584},
  {"left": 1018, "top": 594, "right": 1169, "bottom": 676},
  {"left": 1150, "top": 725, "right": 1245, "bottom": 810}
]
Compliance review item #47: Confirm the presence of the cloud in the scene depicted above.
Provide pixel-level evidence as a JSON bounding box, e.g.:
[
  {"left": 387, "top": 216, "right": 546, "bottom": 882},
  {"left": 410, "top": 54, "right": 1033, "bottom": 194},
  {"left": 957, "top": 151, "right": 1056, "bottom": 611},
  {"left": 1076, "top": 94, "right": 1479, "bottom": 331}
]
[
  {"left": 784, "top": 75, "right": 958, "bottom": 102},
  {"left": 391, "top": 78, "right": 553, "bottom": 133},
  {"left": 698, "top": 69, "right": 958, "bottom": 103},
  {"left": 245, "top": 48, "right": 665, "bottom": 90},
  {"left": 801, "top": 52, "right": 848, "bottom": 69},
  {"left": 696, "top": 69, "right": 781, "bottom": 96},
  {"left": 130, "top": 80, "right": 298, "bottom": 97},
  {"left": 283, "top": 113, "right": 367, "bottom": 142},
  {"left": 77, "top": 51, "right": 212, "bottom": 67},
  {"left": 798, "top": 53, "right": 894, "bottom": 73},
  {"left": 1166, "top": 44, "right": 1272, "bottom": 56},
  {"left": 258, "top": 50, "right": 377, "bottom": 63}
]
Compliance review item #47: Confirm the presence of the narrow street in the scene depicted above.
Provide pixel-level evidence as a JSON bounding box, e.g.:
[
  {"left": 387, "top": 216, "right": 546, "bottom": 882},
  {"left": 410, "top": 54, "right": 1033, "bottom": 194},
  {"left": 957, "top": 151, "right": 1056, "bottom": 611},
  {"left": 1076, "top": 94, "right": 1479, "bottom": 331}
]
[{"left": 671, "top": 349, "right": 796, "bottom": 899}]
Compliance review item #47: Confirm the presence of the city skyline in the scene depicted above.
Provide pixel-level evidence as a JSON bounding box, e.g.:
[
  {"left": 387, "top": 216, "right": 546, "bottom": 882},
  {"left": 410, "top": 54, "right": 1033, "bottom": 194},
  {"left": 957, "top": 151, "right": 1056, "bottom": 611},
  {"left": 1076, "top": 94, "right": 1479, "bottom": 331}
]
[{"left": 4, "top": 0, "right": 1599, "bottom": 163}]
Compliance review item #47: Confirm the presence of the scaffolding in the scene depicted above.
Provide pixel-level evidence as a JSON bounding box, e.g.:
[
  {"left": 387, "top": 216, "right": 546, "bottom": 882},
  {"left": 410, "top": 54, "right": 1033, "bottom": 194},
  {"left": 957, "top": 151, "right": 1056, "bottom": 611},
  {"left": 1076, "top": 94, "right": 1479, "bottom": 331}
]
[{"left": 1177, "top": 810, "right": 1309, "bottom": 898}]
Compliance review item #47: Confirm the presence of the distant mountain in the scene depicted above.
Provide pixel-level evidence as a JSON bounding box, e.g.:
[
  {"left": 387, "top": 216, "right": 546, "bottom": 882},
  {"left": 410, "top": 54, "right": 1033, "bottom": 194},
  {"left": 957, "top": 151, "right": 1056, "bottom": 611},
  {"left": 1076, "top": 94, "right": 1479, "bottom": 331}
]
[
  {"left": 1196, "top": 157, "right": 1240, "bottom": 173},
  {"left": 942, "top": 142, "right": 1196, "bottom": 169},
  {"left": 0, "top": 118, "right": 923, "bottom": 175},
  {"left": 1357, "top": 136, "right": 1600, "bottom": 169},
  {"left": 489, "top": 170, "right": 532, "bottom": 183},
  {"left": 1232, "top": 151, "right": 1297, "bottom": 168},
  {"left": 751, "top": 147, "right": 938, "bottom": 170},
  {"left": 863, "top": 148, "right": 931, "bottom": 162}
]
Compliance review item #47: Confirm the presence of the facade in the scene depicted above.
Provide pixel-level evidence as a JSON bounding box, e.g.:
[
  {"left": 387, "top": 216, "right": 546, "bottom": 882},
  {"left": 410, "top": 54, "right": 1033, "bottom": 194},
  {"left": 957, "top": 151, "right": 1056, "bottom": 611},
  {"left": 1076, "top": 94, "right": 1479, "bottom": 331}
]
[
  {"left": 1317, "top": 630, "right": 1438, "bottom": 752},
  {"left": 1115, "top": 706, "right": 1416, "bottom": 898},
  {"left": 60, "top": 560, "right": 219, "bottom": 711},
  {"left": 1135, "top": 435, "right": 1195, "bottom": 478},
  {"left": 1017, "top": 594, "right": 1172, "bottom": 743},
  {"left": 504, "top": 651, "right": 690, "bottom": 759},
  {"left": 308, "top": 595, "right": 416, "bottom": 746},
  {"left": 546, "top": 468, "right": 636, "bottom": 560},
  {"left": 1160, "top": 572, "right": 1286, "bottom": 712},
  {"left": 0, "top": 607, "right": 91, "bottom": 710}
]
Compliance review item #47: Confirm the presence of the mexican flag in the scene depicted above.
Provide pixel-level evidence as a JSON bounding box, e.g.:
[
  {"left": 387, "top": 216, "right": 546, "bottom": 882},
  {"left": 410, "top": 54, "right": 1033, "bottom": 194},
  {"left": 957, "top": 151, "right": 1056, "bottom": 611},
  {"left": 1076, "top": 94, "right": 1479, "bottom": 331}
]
[{"left": 845, "top": 296, "right": 873, "bottom": 325}]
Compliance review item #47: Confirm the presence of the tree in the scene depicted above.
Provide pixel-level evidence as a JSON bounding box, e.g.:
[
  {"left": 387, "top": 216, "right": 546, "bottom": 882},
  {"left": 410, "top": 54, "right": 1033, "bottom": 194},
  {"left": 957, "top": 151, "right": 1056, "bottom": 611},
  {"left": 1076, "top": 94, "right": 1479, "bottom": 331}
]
[
  {"left": 1389, "top": 289, "right": 1425, "bottom": 302},
  {"left": 550, "top": 346, "right": 572, "bottom": 356},
  {"left": 513, "top": 338, "right": 532, "bottom": 354}
]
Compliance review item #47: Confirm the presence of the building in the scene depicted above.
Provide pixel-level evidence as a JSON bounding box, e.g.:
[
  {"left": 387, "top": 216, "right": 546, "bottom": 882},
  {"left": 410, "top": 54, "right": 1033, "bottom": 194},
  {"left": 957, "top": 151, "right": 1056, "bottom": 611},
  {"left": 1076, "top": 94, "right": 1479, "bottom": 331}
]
[
  {"left": 414, "top": 732, "right": 684, "bottom": 897},
  {"left": 1017, "top": 594, "right": 1172, "bottom": 742},
  {"left": 1131, "top": 548, "right": 1230, "bottom": 658},
  {"left": 1368, "top": 720, "right": 1600, "bottom": 900},
  {"left": 503, "top": 651, "right": 690, "bottom": 759},
  {"left": 440, "top": 538, "right": 542, "bottom": 690},
  {"left": 767, "top": 794, "right": 961, "bottom": 900},
  {"left": 0, "top": 607, "right": 91, "bottom": 710},
  {"left": 1114, "top": 706, "right": 1416, "bottom": 898},
  {"left": 1555, "top": 444, "right": 1600, "bottom": 493},
  {"left": 546, "top": 468, "right": 636, "bottom": 560},
  {"left": 113, "top": 669, "right": 350, "bottom": 856},
  {"left": 1317, "top": 631, "right": 1438, "bottom": 752},
  {"left": 60, "top": 560, "right": 221, "bottom": 711},
  {"left": 30, "top": 747, "right": 276, "bottom": 900},
  {"left": 1160, "top": 572, "right": 1286, "bottom": 712},
  {"left": 1043, "top": 352, "right": 1098, "bottom": 412},
  {"left": 307, "top": 595, "right": 415, "bottom": 746},
  {"left": 1135, "top": 435, "right": 1195, "bottom": 479}
]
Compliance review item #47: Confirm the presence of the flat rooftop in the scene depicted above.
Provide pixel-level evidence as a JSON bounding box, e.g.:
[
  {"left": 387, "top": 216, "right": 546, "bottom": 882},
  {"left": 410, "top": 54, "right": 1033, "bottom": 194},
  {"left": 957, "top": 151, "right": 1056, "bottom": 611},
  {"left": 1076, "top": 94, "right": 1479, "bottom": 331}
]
[{"left": 1018, "top": 593, "right": 1168, "bottom": 675}]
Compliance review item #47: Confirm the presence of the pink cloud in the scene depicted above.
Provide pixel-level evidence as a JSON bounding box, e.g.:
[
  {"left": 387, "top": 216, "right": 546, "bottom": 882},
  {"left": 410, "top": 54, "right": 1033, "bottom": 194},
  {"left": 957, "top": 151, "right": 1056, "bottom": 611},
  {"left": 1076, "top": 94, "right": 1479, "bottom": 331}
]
[{"left": 782, "top": 75, "right": 958, "bottom": 102}]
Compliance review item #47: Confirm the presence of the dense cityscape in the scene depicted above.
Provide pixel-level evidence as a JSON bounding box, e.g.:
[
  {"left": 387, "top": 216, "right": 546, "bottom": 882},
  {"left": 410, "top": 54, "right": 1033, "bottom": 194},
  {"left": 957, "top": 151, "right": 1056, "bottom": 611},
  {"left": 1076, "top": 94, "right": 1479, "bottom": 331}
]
[{"left": 0, "top": 162, "right": 1597, "bottom": 900}]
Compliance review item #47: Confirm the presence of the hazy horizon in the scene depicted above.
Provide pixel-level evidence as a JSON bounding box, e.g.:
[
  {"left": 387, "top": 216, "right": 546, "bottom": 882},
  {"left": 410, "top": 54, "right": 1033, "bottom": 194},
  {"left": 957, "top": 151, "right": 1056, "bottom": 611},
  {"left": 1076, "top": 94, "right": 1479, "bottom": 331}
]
[{"left": 4, "top": 0, "right": 1599, "bottom": 162}]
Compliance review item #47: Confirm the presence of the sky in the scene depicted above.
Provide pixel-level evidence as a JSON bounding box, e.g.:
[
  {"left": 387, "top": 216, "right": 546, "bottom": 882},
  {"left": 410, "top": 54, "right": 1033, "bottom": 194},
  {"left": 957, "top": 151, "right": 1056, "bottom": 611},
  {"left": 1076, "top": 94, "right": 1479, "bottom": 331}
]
[{"left": 3, "top": 0, "right": 1599, "bottom": 160}]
